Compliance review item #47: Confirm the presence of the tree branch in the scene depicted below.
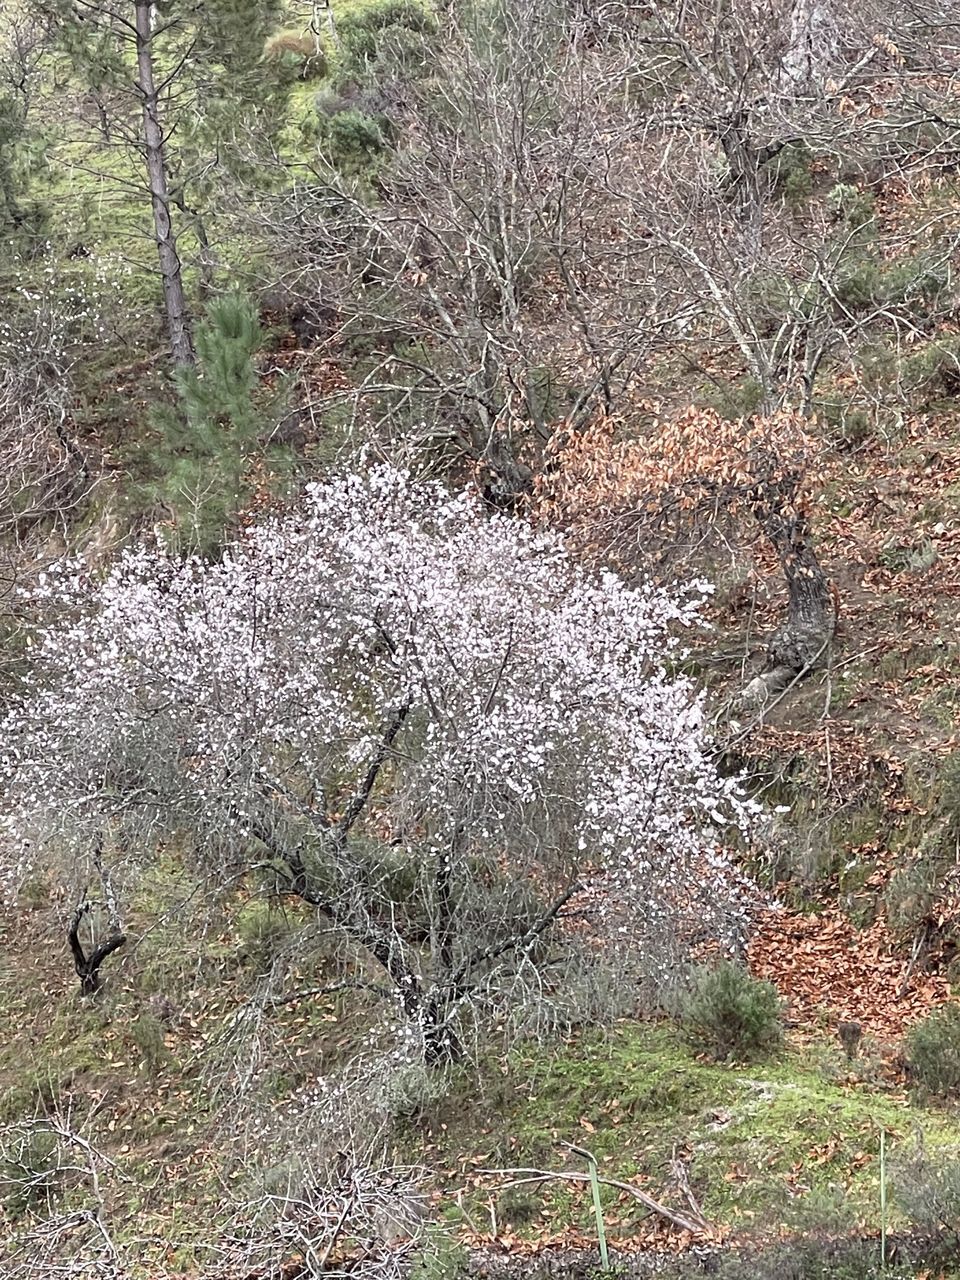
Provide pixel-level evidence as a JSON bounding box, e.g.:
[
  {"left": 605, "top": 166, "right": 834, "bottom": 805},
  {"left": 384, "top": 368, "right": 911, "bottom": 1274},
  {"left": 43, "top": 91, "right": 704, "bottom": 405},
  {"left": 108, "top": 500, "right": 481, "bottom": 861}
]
[{"left": 334, "top": 697, "right": 412, "bottom": 848}]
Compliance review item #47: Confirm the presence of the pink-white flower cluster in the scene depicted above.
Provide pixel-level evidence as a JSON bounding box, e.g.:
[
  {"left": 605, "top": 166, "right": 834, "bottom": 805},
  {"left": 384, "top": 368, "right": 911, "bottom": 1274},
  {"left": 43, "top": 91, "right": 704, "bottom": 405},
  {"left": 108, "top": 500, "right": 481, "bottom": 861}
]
[{"left": 2, "top": 467, "right": 757, "bottom": 978}]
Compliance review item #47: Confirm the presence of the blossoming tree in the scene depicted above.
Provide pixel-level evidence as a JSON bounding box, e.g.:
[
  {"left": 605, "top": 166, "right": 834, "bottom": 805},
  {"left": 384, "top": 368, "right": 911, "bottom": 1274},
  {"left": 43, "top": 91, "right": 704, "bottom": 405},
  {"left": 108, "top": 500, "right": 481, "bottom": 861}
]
[{"left": 3, "top": 468, "right": 754, "bottom": 1061}]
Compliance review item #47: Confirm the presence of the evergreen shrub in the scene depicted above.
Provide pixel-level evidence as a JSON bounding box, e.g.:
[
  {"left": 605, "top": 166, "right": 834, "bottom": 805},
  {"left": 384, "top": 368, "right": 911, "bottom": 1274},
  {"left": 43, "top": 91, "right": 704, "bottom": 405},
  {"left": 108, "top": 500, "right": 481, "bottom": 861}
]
[
  {"left": 907, "top": 1002, "right": 960, "bottom": 1096},
  {"left": 680, "top": 961, "right": 784, "bottom": 1062},
  {"left": 148, "top": 290, "right": 294, "bottom": 553}
]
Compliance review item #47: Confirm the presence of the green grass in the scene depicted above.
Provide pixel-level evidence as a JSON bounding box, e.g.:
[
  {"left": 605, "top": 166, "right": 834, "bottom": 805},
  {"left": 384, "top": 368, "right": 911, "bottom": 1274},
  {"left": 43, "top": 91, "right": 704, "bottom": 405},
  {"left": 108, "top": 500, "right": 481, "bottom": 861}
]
[
  {"left": 2, "top": 872, "right": 960, "bottom": 1267},
  {"left": 418, "top": 1023, "right": 960, "bottom": 1240}
]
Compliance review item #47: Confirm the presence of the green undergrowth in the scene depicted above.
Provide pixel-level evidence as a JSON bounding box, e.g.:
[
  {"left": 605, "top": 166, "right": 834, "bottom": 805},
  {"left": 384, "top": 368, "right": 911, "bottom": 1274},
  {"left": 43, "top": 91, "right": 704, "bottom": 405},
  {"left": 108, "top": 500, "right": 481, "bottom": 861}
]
[
  {"left": 2, "top": 887, "right": 960, "bottom": 1264},
  {"left": 418, "top": 1024, "right": 960, "bottom": 1241},
  {"left": 3, "top": 849, "right": 960, "bottom": 1262},
  {"left": 0, "top": 860, "right": 373, "bottom": 1258}
]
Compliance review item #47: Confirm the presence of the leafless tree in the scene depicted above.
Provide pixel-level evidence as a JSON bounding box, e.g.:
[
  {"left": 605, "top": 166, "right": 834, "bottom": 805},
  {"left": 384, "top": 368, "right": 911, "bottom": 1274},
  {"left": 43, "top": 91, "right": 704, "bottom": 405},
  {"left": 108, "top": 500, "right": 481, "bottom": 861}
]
[
  {"left": 24, "top": 0, "right": 197, "bottom": 366},
  {"left": 240, "top": 0, "right": 960, "bottom": 507},
  {"left": 608, "top": 0, "right": 960, "bottom": 414},
  {"left": 67, "top": 841, "right": 126, "bottom": 996},
  {"left": 0, "top": 268, "right": 96, "bottom": 547},
  {"left": 247, "top": 0, "right": 669, "bottom": 502}
]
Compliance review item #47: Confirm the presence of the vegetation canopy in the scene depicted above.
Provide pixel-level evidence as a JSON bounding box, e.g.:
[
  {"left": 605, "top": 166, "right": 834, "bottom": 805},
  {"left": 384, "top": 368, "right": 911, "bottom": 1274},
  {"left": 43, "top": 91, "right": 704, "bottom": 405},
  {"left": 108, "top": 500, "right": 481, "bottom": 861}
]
[
  {"left": 3, "top": 0, "right": 960, "bottom": 1271},
  {"left": 2, "top": 467, "right": 755, "bottom": 1063}
]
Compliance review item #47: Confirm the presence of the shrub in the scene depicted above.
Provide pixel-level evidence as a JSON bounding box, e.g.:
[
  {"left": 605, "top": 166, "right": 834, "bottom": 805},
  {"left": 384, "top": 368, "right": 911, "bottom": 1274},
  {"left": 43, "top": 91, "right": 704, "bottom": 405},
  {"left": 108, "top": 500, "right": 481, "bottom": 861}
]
[
  {"left": 815, "top": 395, "right": 874, "bottom": 451},
  {"left": 902, "top": 335, "right": 960, "bottom": 401},
  {"left": 701, "top": 1238, "right": 916, "bottom": 1279},
  {"left": 885, "top": 761, "right": 960, "bottom": 949},
  {"left": 704, "top": 374, "right": 767, "bottom": 420},
  {"left": 318, "top": 108, "right": 390, "bottom": 174},
  {"left": 129, "top": 1011, "right": 171, "bottom": 1076},
  {"left": 853, "top": 340, "right": 900, "bottom": 396},
  {"left": 826, "top": 182, "right": 876, "bottom": 230},
  {"left": 337, "top": 0, "right": 438, "bottom": 64},
  {"left": 770, "top": 142, "right": 814, "bottom": 208},
  {"left": 778, "top": 1183, "right": 858, "bottom": 1236},
  {"left": 365, "top": 22, "right": 436, "bottom": 79},
  {"left": 834, "top": 255, "right": 886, "bottom": 312},
  {"left": 937, "top": 753, "right": 960, "bottom": 836},
  {"left": 495, "top": 1185, "right": 541, "bottom": 1227},
  {"left": 835, "top": 248, "right": 952, "bottom": 316},
  {"left": 17, "top": 871, "right": 50, "bottom": 910},
  {"left": 885, "top": 842, "right": 944, "bottom": 936},
  {"left": 235, "top": 900, "right": 293, "bottom": 974},
  {"left": 877, "top": 534, "right": 937, "bottom": 574},
  {"left": 680, "top": 962, "right": 784, "bottom": 1061},
  {"left": 410, "top": 1226, "right": 468, "bottom": 1280},
  {"left": 906, "top": 1002, "right": 960, "bottom": 1096},
  {"left": 146, "top": 290, "right": 295, "bottom": 552},
  {"left": 893, "top": 1139, "right": 960, "bottom": 1234}
]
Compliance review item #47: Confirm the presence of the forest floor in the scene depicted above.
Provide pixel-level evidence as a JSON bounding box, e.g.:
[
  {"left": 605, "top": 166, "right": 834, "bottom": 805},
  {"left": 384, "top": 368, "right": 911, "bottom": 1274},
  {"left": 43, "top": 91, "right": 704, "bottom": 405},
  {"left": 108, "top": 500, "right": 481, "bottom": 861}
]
[
  {"left": 7, "top": 347, "right": 960, "bottom": 1276},
  {"left": 2, "top": 918, "right": 960, "bottom": 1276}
]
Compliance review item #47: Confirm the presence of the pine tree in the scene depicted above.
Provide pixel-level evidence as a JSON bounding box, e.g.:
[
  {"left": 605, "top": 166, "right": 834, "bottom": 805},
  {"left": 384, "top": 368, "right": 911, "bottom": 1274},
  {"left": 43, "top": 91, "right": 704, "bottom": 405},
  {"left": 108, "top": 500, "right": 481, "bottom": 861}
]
[
  {"left": 149, "top": 291, "right": 295, "bottom": 552},
  {"left": 29, "top": 0, "right": 290, "bottom": 365}
]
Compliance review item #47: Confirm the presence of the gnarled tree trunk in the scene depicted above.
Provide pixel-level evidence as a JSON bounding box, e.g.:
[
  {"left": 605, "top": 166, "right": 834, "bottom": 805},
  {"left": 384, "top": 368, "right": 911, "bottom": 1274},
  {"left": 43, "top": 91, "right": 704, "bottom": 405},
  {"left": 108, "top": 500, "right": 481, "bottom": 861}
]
[
  {"left": 741, "top": 475, "right": 836, "bottom": 707},
  {"left": 68, "top": 904, "right": 126, "bottom": 996}
]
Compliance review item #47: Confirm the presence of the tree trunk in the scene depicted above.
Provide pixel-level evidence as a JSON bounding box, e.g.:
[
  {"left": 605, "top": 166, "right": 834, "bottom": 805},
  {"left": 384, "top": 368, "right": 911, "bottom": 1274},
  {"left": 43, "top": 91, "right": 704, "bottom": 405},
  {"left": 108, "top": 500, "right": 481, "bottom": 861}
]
[
  {"left": 764, "top": 508, "right": 834, "bottom": 672},
  {"left": 740, "top": 478, "right": 836, "bottom": 707},
  {"left": 781, "top": 0, "right": 839, "bottom": 92},
  {"left": 68, "top": 905, "right": 126, "bottom": 996},
  {"left": 716, "top": 111, "right": 764, "bottom": 263},
  {"left": 276, "top": 835, "right": 464, "bottom": 1066},
  {"left": 134, "top": 0, "right": 194, "bottom": 368},
  {"left": 94, "top": 93, "right": 111, "bottom": 143},
  {"left": 476, "top": 428, "right": 534, "bottom": 510}
]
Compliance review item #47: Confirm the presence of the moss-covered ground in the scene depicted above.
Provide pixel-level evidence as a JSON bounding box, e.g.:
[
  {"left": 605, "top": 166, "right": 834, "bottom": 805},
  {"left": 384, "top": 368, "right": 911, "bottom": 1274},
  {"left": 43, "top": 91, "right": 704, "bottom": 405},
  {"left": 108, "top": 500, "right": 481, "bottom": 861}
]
[
  {"left": 411, "top": 1024, "right": 960, "bottom": 1250},
  {"left": 5, "top": 877, "right": 960, "bottom": 1274}
]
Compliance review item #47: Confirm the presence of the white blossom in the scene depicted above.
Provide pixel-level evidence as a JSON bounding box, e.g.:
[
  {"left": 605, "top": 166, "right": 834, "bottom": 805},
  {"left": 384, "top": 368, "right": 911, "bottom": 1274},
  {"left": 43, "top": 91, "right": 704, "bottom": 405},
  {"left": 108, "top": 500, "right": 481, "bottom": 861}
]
[{"left": 2, "top": 467, "right": 760, "bottom": 1033}]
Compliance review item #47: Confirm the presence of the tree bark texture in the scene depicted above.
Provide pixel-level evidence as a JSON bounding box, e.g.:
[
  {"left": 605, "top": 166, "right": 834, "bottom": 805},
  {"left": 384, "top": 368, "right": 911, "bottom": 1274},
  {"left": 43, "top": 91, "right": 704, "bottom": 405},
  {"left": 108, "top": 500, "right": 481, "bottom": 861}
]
[
  {"left": 740, "top": 472, "right": 836, "bottom": 706},
  {"left": 134, "top": 0, "right": 194, "bottom": 367}
]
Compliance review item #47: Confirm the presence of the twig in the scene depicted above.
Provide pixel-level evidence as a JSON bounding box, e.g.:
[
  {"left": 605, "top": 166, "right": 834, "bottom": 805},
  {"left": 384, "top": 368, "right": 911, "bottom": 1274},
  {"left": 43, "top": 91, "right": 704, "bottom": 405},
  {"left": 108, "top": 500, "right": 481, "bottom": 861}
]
[
  {"left": 880, "top": 1127, "right": 888, "bottom": 1269},
  {"left": 669, "top": 1145, "right": 705, "bottom": 1226},
  {"left": 454, "top": 1189, "right": 485, "bottom": 1238},
  {"left": 261, "top": 980, "right": 394, "bottom": 1008},
  {"left": 317, "top": 1194, "right": 352, "bottom": 1269},
  {"left": 832, "top": 643, "right": 885, "bottom": 672},
  {"left": 479, "top": 1164, "right": 709, "bottom": 1236},
  {"left": 895, "top": 923, "right": 930, "bottom": 1000}
]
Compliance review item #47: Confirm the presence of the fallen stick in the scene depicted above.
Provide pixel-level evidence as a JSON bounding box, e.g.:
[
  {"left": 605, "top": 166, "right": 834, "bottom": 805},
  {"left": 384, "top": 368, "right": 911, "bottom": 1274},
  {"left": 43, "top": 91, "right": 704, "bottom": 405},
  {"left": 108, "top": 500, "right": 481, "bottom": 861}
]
[
  {"left": 477, "top": 1166, "right": 710, "bottom": 1236},
  {"left": 669, "top": 1144, "right": 706, "bottom": 1226}
]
